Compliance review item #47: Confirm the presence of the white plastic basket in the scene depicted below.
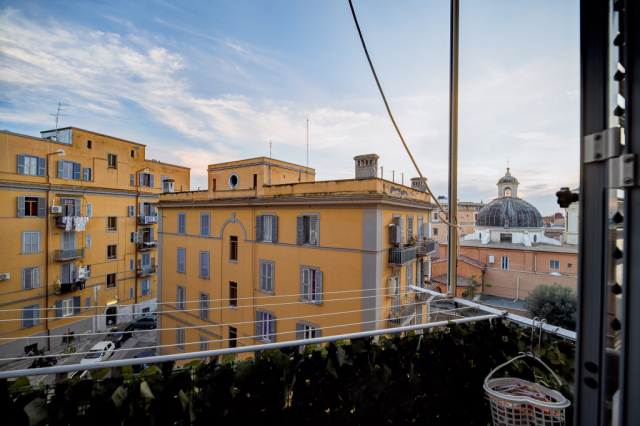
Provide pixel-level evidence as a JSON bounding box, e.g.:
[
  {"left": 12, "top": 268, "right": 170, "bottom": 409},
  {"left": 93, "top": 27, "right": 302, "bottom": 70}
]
[{"left": 483, "top": 353, "right": 571, "bottom": 426}]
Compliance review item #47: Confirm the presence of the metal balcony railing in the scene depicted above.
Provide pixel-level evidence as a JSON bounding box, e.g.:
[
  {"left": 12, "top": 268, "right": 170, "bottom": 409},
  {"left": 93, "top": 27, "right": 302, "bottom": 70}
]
[
  {"left": 388, "top": 295, "right": 417, "bottom": 327},
  {"left": 137, "top": 241, "right": 158, "bottom": 250},
  {"left": 54, "top": 248, "right": 85, "bottom": 261},
  {"left": 137, "top": 265, "right": 157, "bottom": 277},
  {"left": 138, "top": 215, "right": 158, "bottom": 225},
  {"left": 417, "top": 238, "right": 437, "bottom": 256},
  {"left": 388, "top": 245, "right": 416, "bottom": 265}
]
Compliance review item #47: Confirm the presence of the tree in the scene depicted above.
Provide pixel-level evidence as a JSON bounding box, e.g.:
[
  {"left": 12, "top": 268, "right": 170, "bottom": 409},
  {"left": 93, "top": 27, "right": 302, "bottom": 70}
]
[
  {"left": 525, "top": 283, "right": 577, "bottom": 330},
  {"left": 461, "top": 275, "right": 491, "bottom": 301}
]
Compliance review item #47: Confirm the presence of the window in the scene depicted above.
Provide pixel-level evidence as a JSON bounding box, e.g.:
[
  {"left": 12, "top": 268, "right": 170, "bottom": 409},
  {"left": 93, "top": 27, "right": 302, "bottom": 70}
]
[
  {"left": 107, "top": 244, "right": 117, "bottom": 260},
  {"left": 131, "top": 150, "right": 134, "bottom": 158},
  {"left": 17, "top": 154, "right": 45, "bottom": 176},
  {"left": 568, "top": 263, "right": 573, "bottom": 269},
  {"left": 407, "top": 214, "right": 414, "bottom": 242},
  {"left": 18, "top": 196, "right": 45, "bottom": 218},
  {"left": 177, "top": 286, "right": 186, "bottom": 310},
  {"left": 300, "top": 267, "right": 323, "bottom": 305},
  {"left": 177, "top": 248, "right": 186, "bottom": 273},
  {"left": 433, "top": 213, "right": 438, "bottom": 221},
  {"left": 128, "top": 206, "right": 134, "bottom": 217},
  {"left": 200, "top": 213, "right": 210, "bottom": 236},
  {"left": 178, "top": 213, "right": 186, "bottom": 234},
  {"left": 86, "top": 234, "right": 91, "bottom": 248},
  {"left": 433, "top": 228, "right": 439, "bottom": 236},
  {"left": 60, "top": 262, "right": 75, "bottom": 284},
  {"left": 161, "top": 175, "right": 169, "bottom": 182},
  {"left": 253, "top": 174, "right": 257, "bottom": 188},
  {"left": 256, "top": 214, "right": 278, "bottom": 243},
  {"left": 229, "top": 236, "right": 238, "bottom": 261},
  {"left": 86, "top": 297, "right": 91, "bottom": 311},
  {"left": 22, "top": 267, "right": 40, "bottom": 290},
  {"left": 199, "top": 251, "right": 210, "bottom": 278},
  {"left": 130, "top": 287, "right": 134, "bottom": 299},
  {"left": 87, "top": 140, "right": 92, "bottom": 149},
  {"left": 296, "top": 214, "right": 319, "bottom": 245},
  {"left": 297, "top": 322, "right": 321, "bottom": 340},
  {"left": 58, "top": 160, "right": 81, "bottom": 180},
  {"left": 176, "top": 326, "right": 185, "bottom": 352},
  {"left": 22, "top": 231, "right": 40, "bottom": 254},
  {"left": 229, "top": 282, "right": 238, "bottom": 307},
  {"left": 212, "top": 179, "right": 216, "bottom": 191},
  {"left": 22, "top": 304, "right": 39, "bottom": 328},
  {"left": 229, "top": 327, "right": 237, "bottom": 348},
  {"left": 130, "top": 174, "right": 134, "bottom": 186},
  {"left": 85, "top": 265, "right": 91, "bottom": 278},
  {"left": 200, "top": 292, "right": 209, "bottom": 320},
  {"left": 259, "top": 260, "right": 274, "bottom": 294},
  {"left": 107, "top": 216, "right": 117, "bottom": 231},
  {"left": 500, "top": 233, "right": 513, "bottom": 243},
  {"left": 199, "top": 335, "right": 209, "bottom": 352},
  {"left": 255, "top": 311, "right": 275, "bottom": 343},
  {"left": 130, "top": 259, "right": 134, "bottom": 271},
  {"left": 61, "top": 197, "right": 81, "bottom": 216},
  {"left": 550, "top": 260, "right": 560, "bottom": 270},
  {"left": 83, "top": 167, "right": 92, "bottom": 181},
  {"left": 86, "top": 203, "right": 92, "bottom": 217},
  {"left": 501, "top": 256, "right": 509, "bottom": 270},
  {"left": 139, "top": 172, "right": 154, "bottom": 188},
  {"left": 107, "top": 153, "right": 117, "bottom": 169},
  {"left": 406, "top": 263, "right": 413, "bottom": 287},
  {"left": 130, "top": 232, "right": 138, "bottom": 243},
  {"left": 62, "top": 298, "right": 73, "bottom": 317},
  {"left": 141, "top": 279, "right": 150, "bottom": 296},
  {"left": 106, "top": 273, "right": 116, "bottom": 288},
  {"left": 228, "top": 173, "right": 239, "bottom": 189}
]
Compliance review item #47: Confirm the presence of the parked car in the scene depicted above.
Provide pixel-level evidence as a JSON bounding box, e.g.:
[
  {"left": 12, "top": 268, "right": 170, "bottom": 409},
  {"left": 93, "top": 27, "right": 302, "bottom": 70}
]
[
  {"left": 81, "top": 341, "right": 115, "bottom": 364},
  {"left": 104, "top": 322, "right": 134, "bottom": 348},
  {"left": 28, "top": 356, "right": 58, "bottom": 369},
  {"left": 131, "top": 315, "right": 157, "bottom": 329}
]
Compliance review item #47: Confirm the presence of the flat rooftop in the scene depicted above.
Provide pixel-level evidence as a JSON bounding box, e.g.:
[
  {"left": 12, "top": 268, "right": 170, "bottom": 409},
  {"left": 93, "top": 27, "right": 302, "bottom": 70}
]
[{"left": 442, "top": 239, "right": 579, "bottom": 254}]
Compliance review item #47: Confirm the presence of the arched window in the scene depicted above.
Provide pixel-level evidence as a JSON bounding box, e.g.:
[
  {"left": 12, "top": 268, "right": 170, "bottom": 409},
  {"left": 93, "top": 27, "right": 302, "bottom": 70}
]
[{"left": 504, "top": 188, "right": 512, "bottom": 197}]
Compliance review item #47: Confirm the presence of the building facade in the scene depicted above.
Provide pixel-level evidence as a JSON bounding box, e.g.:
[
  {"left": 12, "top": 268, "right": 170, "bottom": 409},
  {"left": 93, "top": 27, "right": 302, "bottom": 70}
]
[
  {"left": 0, "top": 128, "right": 189, "bottom": 357},
  {"left": 156, "top": 156, "right": 436, "bottom": 356},
  {"left": 430, "top": 196, "right": 485, "bottom": 243}
]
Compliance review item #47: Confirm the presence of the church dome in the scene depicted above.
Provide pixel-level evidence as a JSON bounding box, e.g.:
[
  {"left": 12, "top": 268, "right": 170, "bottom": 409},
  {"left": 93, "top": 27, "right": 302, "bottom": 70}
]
[{"left": 476, "top": 197, "right": 542, "bottom": 228}]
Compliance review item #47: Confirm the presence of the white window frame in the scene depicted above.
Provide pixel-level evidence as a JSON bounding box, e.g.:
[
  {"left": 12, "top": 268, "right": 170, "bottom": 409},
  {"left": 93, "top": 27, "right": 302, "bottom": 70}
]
[
  {"left": 62, "top": 298, "right": 73, "bottom": 317},
  {"left": 83, "top": 167, "right": 92, "bottom": 181},
  {"left": 259, "top": 311, "right": 273, "bottom": 342},
  {"left": 300, "top": 266, "right": 323, "bottom": 305},
  {"left": 549, "top": 260, "right": 560, "bottom": 270},
  {"left": 22, "top": 155, "right": 40, "bottom": 176},
  {"left": 501, "top": 256, "right": 509, "bottom": 270},
  {"left": 259, "top": 260, "right": 275, "bottom": 294},
  {"left": 304, "top": 323, "right": 318, "bottom": 340},
  {"left": 22, "top": 266, "right": 40, "bottom": 290},
  {"left": 22, "top": 231, "right": 40, "bottom": 254}
]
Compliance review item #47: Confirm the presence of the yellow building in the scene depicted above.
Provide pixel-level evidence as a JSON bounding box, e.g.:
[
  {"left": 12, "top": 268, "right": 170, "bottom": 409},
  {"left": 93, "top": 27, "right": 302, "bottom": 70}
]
[
  {"left": 0, "top": 127, "right": 189, "bottom": 357},
  {"left": 157, "top": 154, "right": 435, "bottom": 356}
]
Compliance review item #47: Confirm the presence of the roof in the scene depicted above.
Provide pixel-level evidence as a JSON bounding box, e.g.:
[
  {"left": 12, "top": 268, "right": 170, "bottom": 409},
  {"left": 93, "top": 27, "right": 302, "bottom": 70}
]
[
  {"left": 432, "top": 275, "right": 475, "bottom": 287},
  {"left": 432, "top": 255, "right": 486, "bottom": 270},
  {"left": 431, "top": 242, "right": 441, "bottom": 260},
  {"left": 477, "top": 197, "right": 542, "bottom": 228},
  {"left": 497, "top": 168, "right": 519, "bottom": 184},
  {"left": 40, "top": 126, "right": 147, "bottom": 147},
  {"left": 444, "top": 239, "right": 579, "bottom": 254},
  {"left": 482, "top": 295, "right": 528, "bottom": 312},
  {"left": 208, "top": 157, "right": 314, "bottom": 173}
]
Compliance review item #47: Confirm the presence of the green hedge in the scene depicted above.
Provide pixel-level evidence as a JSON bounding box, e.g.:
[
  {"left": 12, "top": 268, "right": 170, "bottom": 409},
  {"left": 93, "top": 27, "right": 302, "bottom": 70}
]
[{"left": 1, "top": 319, "right": 574, "bottom": 426}]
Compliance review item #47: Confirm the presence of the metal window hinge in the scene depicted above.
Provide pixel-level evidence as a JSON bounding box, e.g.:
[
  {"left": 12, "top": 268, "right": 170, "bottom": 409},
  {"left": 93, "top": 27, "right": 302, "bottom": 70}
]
[
  {"left": 584, "top": 127, "right": 621, "bottom": 163},
  {"left": 609, "top": 154, "right": 637, "bottom": 188}
]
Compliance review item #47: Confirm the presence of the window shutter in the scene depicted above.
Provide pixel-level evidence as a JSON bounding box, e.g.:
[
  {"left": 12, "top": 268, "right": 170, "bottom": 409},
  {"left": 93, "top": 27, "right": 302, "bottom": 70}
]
[
  {"left": 137, "top": 259, "right": 142, "bottom": 270},
  {"left": 295, "top": 323, "right": 304, "bottom": 340},
  {"left": 70, "top": 262, "right": 76, "bottom": 282},
  {"left": 23, "top": 268, "right": 31, "bottom": 290},
  {"left": 34, "top": 232, "right": 40, "bottom": 252},
  {"left": 267, "top": 262, "right": 273, "bottom": 292},
  {"left": 139, "top": 201, "right": 145, "bottom": 218},
  {"left": 130, "top": 174, "right": 134, "bottom": 186},
  {"left": 33, "top": 268, "right": 40, "bottom": 288},
  {"left": 256, "top": 216, "right": 263, "bottom": 242},
  {"left": 86, "top": 297, "right": 91, "bottom": 310},
  {"left": 260, "top": 262, "right": 266, "bottom": 291},
  {"left": 400, "top": 216, "right": 405, "bottom": 245},
  {"left": 407, "top": 215, "right": 414, "bottom": 240},
  {"left": 17, "top": 196, "right": 25, "bottom": 217},
  {"left": 271, "top": 215, "right": 278, "bottom": 243},
  {"left": 128, "top": 206, "right": 134, "bottom": 217},
  {"left": 73, "top": 296, "right": 81, "bottom": 314},
  {"left": 418, "top": 215, "right": 423, "bottom": 241},
  {"left": 17, "top": 154, "right": 25, "bottom": 174},
  {"left": 61, "top": 263, "right": 70, "bottom": 284},
  {"left": 58, "top": 160, "right": 64, "bottom": 178},
  {"left": 150, "top": 227, "right": 154, "bottom": 242},
  {"left": 38, "top": 157, "right": 46, "bottom": 176},
  {"left": 296, "top": 216, "right": 303, "bottom": 244},
  {"left": 255, "top": 311, "right": 262, "bottom": 339},
  {"left": 56, "top": 300, "right": 63, "bottom": 317},
  {"left": 139, "top": 173, "right": 144, "bottom": 186},
  {"left": 150, "top": 174, "right": 154, "bottom": 188},
  {"left": 150, "top": 204, "right": 155, "bottom": 216},
  {"left": 22, "top": 306, "right": 31, "bottom": 328},
  {"left": 87, "top": 203, "right": 92, "bottom": 217},
  {"left": 73, "top": 162, "right": 81, "bottom": 180},
  {"left": 83, "top": 168, "right": 89, "bottom": 181},
  {"left": 269, "top": 314, "right": 276, "bottom": 342},
  {"left": 315, "top": 270, "right": 323, "bottom": 305},
  {"left": 86, "top": 234, "right": 91, "bottom": 248},
  {"left": 74, "top": 199, "right": 81, "bottom": 217},
  {"left": 37, "top": 197, "right": 46, "bottom": 217},
  {"left": 301, "top": 268, "right": 310, "bottom": 301},
  {"left": 309, "top": 215, "right": 318, "bottom": 245}
]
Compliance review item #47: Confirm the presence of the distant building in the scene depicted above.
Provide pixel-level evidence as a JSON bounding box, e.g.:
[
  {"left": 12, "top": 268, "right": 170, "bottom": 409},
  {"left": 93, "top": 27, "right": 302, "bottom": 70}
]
[
  {"left": 430, "top": 196, "right": 485, "bottom": 244},
  {"left": 563, "top": 188, "right": 579, "bottom": 246}
]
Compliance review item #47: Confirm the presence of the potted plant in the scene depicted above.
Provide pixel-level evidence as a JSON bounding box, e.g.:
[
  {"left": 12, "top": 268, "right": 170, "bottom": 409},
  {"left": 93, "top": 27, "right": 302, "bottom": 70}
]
[{"left": 407, "top": 235, "right": 418, "bottom": 246}]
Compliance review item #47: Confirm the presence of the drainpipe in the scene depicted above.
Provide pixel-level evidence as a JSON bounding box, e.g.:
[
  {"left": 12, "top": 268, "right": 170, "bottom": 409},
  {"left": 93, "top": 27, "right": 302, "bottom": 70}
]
[
  {"left": 534, "top": 251, "right": 537, "bottom": 272},
  {"left": 514, "top": 277, "right": 520, "bottom": 302}
]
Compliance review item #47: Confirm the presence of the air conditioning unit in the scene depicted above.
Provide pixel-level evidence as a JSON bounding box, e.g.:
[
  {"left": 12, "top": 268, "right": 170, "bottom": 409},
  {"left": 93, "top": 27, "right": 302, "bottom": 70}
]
[
  {"left": 0, "top": 273, "right": 9, "bottom": 281},
  {"left": 51, "top": 206, "right": 62, "bottom": 214},
  {"left": 388, "top": 224, "right": 401, "bottom": 244},
  {"left": 488, "top": 255, "right": 495, "bottom": 264},
  {"left": 387, "top": 276, "right": 398, "bottom": 298},
  {"left": 76, "top": 268, "right": 85, "bottom": 280}
]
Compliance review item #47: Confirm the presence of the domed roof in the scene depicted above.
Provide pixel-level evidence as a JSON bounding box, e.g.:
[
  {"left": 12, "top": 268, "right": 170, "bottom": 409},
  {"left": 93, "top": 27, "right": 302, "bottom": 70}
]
[
  {"left": 476, "top": 197, "right": 542, "bottom": 228},
  {"left": 498, "top": 168, "right": 519, "bottom": 184}
]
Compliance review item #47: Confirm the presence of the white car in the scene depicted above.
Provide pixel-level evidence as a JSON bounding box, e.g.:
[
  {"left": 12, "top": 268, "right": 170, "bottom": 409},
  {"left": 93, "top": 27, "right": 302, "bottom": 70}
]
[{"left": 81, "top": 341, "right": 115, "bottom": 364}]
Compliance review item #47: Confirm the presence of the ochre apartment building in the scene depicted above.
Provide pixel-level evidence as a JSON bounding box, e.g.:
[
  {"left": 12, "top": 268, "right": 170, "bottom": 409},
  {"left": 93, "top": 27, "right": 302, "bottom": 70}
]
[
  {"left": 0, "top": 127, "right": 189, "bottom": 357},
  {"left": 156, "top": 154, "right": 436, "bottom": 356}
]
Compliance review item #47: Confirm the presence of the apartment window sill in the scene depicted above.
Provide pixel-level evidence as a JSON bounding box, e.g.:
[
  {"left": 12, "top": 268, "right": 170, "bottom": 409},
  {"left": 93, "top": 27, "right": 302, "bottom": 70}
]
[
  {"left": 258, "top": 290, "right": 274, "bottom": 296},
  {"left": 229, "top": 260, "right": 238, "bottom": 264},
  {"left": 229, "top": 305, "right": 238, "bottom": 310}
]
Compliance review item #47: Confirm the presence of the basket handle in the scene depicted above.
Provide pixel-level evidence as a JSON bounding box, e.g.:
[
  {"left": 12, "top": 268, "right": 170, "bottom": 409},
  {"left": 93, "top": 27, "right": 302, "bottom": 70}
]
[{"left": 484, "top": 352, "right": 563, "bottom": 386}]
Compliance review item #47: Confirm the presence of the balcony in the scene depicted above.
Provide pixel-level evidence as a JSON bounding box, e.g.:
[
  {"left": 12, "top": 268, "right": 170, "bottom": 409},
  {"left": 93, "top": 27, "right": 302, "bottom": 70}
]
[
  {"left": 55, "top": 216, "right": 88, "bottom": 228},
  {"left": 137, "top": 241, "right": 158, "bottom": 251},
  {"left": 138, "top": 215, "right": 158, "bottom": 225},
  {"left": 137, "top": 265, "right": 157, "bottom": 277},
  {"left": 387, "top": 295, "right": 417, "bottom": 327},
  {"left": 417, "top": 238, "right": 436, "bottom": 256},
  {"left": 388, "top": 245, "right": 416, "bottom": 265},
  {"left": 54, "top": 248, "right": 85, "bottom": 261},
  {"left": 54, "top": 280, "right": 85, "bottom": 295}
]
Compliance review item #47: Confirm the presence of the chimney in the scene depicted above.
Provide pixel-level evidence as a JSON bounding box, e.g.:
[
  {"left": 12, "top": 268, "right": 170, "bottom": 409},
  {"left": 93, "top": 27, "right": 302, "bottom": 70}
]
[
  {"left": 163, "top": 178, "right": 175, "bottom": 193},
  {"left": 354, "top": 154, "right": 379, "bottom": 179},
  {"left": 411, "top": 177, "right": 427, "bottom": 192}
]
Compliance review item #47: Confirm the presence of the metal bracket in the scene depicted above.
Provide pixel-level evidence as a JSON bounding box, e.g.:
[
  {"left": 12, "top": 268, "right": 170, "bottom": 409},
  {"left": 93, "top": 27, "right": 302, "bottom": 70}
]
[
  {"left": 609, "top": 154, "right": 637, "bottom": 188},
  {"left": 585, "top": 127, "right": 622, "bottom": 163}
]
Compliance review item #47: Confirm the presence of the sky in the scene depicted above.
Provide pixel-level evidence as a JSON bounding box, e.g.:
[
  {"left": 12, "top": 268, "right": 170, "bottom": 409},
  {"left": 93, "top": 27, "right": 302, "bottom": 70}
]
[{"left": 0, "top": 0, "right": 580, "bottom": 214}]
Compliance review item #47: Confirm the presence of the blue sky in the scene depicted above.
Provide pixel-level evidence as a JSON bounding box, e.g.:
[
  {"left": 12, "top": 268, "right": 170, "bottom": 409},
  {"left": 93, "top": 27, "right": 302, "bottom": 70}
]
[{"left": 0, "top": 0, "right": 579, "bottom": 214}]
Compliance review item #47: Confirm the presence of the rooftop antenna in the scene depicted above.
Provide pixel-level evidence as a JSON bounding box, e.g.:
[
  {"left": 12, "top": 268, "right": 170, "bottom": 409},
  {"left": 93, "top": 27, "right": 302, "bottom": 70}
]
[
  {"left": 49, "top": 102, "right": 68, "bottom": 140},
  {"left": 306, "top": 118, "right": 309, "bottom": 181},
  {"left": 269, "top": 140, "right": 272, "bottom": 158}
]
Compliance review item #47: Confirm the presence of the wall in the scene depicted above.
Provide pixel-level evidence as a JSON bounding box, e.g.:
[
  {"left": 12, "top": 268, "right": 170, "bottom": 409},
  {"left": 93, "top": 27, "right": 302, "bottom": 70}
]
[{"left": 483, "top": 268, "right": 577, "bottom": 299}]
